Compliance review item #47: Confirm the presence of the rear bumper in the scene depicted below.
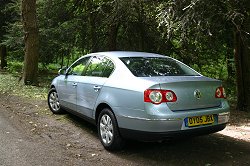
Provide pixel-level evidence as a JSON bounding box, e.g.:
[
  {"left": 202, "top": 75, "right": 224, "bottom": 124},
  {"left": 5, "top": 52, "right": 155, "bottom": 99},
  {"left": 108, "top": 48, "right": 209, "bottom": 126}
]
[
  {"left": 115, "top": 101, "right": 230, "bottom": 132},
  {"left": 120, "top": 123, "right": 227, "bottom": 141},
  {"left": 114, "top": 101, "right": 230, "bottom": 141}
]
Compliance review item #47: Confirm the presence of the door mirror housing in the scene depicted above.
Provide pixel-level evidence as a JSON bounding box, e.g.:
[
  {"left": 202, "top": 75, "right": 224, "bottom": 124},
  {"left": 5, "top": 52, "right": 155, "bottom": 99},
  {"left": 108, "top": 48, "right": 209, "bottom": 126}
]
[{"left": 58, "top": 66, "right": 67, "bottom": 75}]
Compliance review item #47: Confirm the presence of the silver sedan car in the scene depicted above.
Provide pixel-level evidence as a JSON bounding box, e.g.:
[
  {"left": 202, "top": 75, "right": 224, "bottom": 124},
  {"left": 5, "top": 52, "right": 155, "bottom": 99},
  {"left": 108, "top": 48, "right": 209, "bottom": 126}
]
[{"left": 48, "top": 51, "right": 230, "bottom": 150}]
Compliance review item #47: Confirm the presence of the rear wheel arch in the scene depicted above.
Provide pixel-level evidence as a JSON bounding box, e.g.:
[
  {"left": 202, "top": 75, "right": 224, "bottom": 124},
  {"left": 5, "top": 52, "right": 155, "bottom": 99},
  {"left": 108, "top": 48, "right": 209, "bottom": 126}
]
[
  {"left": 50, "top": 85, "right": 56, "bottom": 89},
  {"left": 95, "top": 103, "right": 113, "bottom": 125}
]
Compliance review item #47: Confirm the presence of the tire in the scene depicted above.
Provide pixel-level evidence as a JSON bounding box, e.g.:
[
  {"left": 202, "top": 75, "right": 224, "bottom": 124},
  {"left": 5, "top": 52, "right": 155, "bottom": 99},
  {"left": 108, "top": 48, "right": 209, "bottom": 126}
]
[
  {"left": 97, "top": 108, "right": 125, "bottom": 151},
  {"left": 48, "top": 88, "right": 64, "bottom": 114}
]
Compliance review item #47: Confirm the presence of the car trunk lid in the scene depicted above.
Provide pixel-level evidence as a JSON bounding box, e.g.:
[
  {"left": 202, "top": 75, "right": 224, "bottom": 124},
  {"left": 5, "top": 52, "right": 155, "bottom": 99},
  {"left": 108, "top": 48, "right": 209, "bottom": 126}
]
[{"left": 141, "top": 76, "right": 222, "bottom": 111}]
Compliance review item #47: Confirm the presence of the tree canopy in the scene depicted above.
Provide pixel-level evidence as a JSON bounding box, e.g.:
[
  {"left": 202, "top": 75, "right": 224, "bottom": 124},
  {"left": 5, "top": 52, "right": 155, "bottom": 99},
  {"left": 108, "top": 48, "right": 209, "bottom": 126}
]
[{"left": 0, "top": 0, "right": 250, "bottom": 111}]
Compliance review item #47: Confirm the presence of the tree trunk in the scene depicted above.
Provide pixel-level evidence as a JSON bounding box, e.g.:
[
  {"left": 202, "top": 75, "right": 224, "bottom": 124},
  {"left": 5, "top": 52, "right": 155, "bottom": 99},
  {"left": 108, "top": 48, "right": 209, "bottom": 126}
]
[
  {"left": 0, "top": 45, "right": 7, "bottom": 69},
  {"left": 225, "top": 46, "right": 235, "bottom": 95},
  {"left": 21, "top": 0, "right": 39, "bottom": 85},
  {"left": 234, "top": 28, "right": 250, "bottom": 111},
  {"left": 108, "top": 24, "right": 119, "bottom": 51},
  {"left": 137, "top": 1, "right": 146, "bottom": 51},
  {"left": 86, "top": 0, "right": 98, "bottom": 52},
  {"left": 226, "top": 47, "right": 234, "bottom": 82}
]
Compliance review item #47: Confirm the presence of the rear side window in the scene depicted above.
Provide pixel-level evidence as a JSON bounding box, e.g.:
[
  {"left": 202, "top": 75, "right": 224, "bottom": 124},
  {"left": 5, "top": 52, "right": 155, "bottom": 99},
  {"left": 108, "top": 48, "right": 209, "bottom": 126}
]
[
  {"left": 84, "top": 56, "right": 114, "bottom": 77},
  {"left": 102, "top": 60, "right": 115, "bottom": 77},
  {"left": 120, "top": 57, "right": 199, "bottom": 77}
]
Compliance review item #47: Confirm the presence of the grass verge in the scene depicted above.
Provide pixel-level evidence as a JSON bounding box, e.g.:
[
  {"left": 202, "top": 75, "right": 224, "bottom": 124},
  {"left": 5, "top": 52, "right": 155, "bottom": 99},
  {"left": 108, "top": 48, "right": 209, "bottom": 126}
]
[{"left": 0, "top": 72, "right": 48, "bottom": 100}]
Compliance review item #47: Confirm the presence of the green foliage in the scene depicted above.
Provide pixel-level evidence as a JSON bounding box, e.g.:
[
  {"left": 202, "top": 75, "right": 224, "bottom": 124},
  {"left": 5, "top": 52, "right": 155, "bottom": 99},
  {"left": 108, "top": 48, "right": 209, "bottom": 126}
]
[
  {"left": 2, "top": 21, "right": 24, "bottom": 57},
  {"left": 1, "top": 0, "right": 24, "bottom": 61},
  {"left": 6, "top": 60, "right": 59, "bottom": 78},
  {"left": 6, "top": 60, "right": 23, "bottom": 74},
  {"left": 0, "top": 0, "right": 13, "bottom": 39},
  {"left": 3, "top": 0, "right": 248, "bottom": 102},
  {"left": 192, "top": 60, "right": 228, "bottom": 80},
  {"left": 39, "top": 63, "right": 61, "bottom": 72}
]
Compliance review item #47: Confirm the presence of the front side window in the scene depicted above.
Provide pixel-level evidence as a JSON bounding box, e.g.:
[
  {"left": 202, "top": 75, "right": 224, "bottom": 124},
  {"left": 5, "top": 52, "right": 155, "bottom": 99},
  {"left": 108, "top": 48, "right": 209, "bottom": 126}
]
[
  {"left": 84, "top": 56, "right": 114, "bottom": 77},
  {"left": 120, "top": 57, "right": 199, "bottom": 77},
  {"left": 67, "top": 57, "right": 90, "bottom": 76}
]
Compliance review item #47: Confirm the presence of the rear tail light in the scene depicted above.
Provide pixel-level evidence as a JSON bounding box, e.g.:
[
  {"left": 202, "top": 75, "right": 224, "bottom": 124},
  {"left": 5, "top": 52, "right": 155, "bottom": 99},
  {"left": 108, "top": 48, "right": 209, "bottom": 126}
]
[
  {"left": 215, "top": 87, "right": 226, "bottom": 99},
  {"left": 144, "top": 89, "right": 177, "bottom": 104}
]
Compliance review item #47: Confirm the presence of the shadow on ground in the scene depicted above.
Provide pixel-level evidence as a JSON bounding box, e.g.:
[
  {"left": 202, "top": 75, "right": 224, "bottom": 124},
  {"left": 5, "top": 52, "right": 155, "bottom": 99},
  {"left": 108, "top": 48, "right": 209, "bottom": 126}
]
[{"left": 66, "top": 113, "right": 250, "bottom": 166}]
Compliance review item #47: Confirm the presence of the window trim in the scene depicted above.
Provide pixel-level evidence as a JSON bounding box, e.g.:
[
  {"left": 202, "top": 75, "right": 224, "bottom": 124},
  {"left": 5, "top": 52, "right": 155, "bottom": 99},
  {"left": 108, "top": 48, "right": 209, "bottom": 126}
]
[{"left": 119, "top": 56, "right": 200, "bottom": 77}]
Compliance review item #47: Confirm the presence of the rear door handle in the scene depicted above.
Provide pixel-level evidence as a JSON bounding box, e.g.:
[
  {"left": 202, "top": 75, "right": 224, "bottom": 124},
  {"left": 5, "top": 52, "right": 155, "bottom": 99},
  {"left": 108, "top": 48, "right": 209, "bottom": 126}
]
[
  {"left": 93, "top": 85, "right": 101, "bottom": 92},
  {"left": 72, "top": 82, "right": 78, "bottom": 87}
]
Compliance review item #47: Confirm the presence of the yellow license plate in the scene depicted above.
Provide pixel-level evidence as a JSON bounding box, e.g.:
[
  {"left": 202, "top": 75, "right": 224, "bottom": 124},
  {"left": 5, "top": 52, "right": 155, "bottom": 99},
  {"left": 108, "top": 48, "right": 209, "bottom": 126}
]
[{"left": 187, "top": 115, "right": 214, "bottom": 127}]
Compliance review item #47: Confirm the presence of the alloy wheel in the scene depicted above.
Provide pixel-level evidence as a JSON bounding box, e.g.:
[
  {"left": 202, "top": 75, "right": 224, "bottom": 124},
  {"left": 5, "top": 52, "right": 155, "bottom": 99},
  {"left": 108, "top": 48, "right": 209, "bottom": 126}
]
[
  {"left": 99, "top": 114, "right": 114, "bottom": 145},
  {"left": 49, "top": 91, "right": 60, "bottom": 112}
]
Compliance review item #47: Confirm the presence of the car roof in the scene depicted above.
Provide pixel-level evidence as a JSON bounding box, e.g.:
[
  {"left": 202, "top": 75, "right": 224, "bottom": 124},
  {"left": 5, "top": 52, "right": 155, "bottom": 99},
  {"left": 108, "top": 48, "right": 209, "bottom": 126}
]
[{"left": 90, "top": 51, "right": 167, "bottom": 58}]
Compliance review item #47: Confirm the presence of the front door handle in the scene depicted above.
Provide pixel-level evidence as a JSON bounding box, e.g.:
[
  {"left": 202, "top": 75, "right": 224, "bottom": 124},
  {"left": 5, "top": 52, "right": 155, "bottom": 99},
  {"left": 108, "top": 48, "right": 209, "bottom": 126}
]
[
  {"left": 93, "top": 85, "right": 101, "bottom": 92},
  {"left": 72, "top": 82, "right": 78, "bottom": 87}
]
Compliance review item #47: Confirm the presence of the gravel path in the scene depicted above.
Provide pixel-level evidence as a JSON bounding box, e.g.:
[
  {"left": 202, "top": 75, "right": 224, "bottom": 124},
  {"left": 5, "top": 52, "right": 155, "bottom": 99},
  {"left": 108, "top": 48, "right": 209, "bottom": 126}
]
[{"left": 0, "top": 93, "right": 250, "bottom": 166}]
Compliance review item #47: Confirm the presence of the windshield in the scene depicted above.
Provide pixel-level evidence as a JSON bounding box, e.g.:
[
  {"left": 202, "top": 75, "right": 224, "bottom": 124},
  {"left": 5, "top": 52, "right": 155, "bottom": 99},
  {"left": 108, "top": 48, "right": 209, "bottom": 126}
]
[{"left": 120, "top": 57, "right": 200, "bottom": 77}]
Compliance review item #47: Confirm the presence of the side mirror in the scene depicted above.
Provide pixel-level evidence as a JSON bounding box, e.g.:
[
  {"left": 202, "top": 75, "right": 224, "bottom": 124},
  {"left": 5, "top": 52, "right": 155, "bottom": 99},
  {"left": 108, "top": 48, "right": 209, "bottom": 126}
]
[{"left": 58, "top": 66, "right": 67, "bottom": 75}]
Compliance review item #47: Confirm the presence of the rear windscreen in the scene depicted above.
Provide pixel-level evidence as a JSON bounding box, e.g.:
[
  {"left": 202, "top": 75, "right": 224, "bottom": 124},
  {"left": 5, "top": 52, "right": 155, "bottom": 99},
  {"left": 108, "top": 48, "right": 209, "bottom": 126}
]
[{"left": 120, "top": 57, "right": 200, "bottom": 77}]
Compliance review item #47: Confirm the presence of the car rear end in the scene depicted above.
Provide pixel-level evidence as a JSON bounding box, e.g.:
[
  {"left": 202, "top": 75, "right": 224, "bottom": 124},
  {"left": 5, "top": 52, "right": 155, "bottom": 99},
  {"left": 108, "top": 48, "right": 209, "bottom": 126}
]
[
  {"left": 118, "top": 77, "right": 229, "bottom": 141},
  {"left": 116, "top": 54, "right": 230, "bottom": 141}
]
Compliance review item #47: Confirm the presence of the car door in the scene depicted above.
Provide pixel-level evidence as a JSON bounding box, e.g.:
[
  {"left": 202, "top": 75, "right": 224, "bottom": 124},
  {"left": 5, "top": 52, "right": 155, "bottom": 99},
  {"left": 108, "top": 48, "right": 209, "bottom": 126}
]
[
  {"left": 76, "top": 56, "right": 115, "bottom": 118},
  {"left": 57, "top": 56, "right": 91, "bottom": 111}
]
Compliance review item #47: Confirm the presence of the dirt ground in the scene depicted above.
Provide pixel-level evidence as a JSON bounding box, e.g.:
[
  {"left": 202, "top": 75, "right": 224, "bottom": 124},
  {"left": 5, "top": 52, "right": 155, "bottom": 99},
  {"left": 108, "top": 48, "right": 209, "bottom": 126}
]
[{"left": 0, "top": 92, "right": 250, "bottom": 166}]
